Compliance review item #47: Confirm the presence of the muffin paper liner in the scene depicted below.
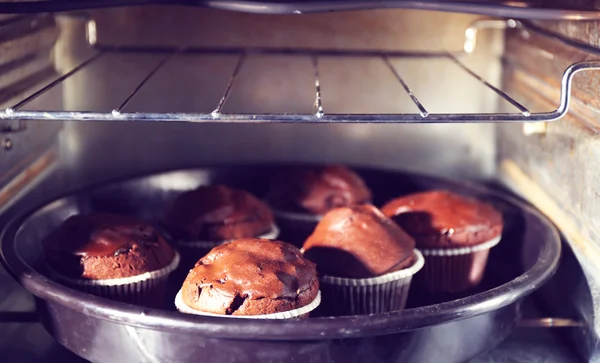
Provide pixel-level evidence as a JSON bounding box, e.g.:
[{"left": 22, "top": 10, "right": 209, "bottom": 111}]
[
  {"left": 417, "top": 235, "right": 502, "bottom": 294},
  {"left": 48, "top": 252, "right": 180, "bottom": 307},
  {"left": 419, "top": 235, "right": 502, "bottom": 256},
  {"left": 174, "top": 290, "right": 321, "bottom": 319},
  {"left": 270, "top": 208, "right": 323, "bottom": 247},
  {"left": 319, "top": 250, "right": 424, "bottom": 315}
]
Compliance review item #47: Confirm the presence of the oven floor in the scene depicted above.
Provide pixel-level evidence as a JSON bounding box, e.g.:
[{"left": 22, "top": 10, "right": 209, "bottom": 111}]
[{"left": 0, "top": 263, "right": 581, "bottom": 363}]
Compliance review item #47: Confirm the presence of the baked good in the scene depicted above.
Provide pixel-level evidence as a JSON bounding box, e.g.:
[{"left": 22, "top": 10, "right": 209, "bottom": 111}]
[
  {"left": 381, "top": 190, "right": 503, "bottom": 294},
  {"left": 164, "top": 185, "right": 275, "bottom": 241},
  {"left": 380, "top": 190, "right": 503, "bottom": 249},
  {"left": 301, "top": 205, "right": 423, "bottom": 315},
  {"left": 267, "top": 165, "right": 372, "bottom": 215},
  {"left": 302, "top": 204, "right": 415, "bottom": 278},
  {"left": 180, "top": 238, "right": 319, "bottom": 316},
  {"left": 43, "top": 212, "right": 175, "bottom": 280}
]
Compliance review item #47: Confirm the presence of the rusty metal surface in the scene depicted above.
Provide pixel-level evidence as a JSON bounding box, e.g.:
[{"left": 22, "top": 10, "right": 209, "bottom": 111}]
[
  {"left": 500, "top": 24, "right": 600, "bottom": 362},
  {"left": 504, "top": 26, "right": 600, "bottom": 129},
  {"left": 0, "top": 15, "right": 58, "bottom": 106},
  {"left": 0, "top": 13, "right": 62, "bottom": 216}
]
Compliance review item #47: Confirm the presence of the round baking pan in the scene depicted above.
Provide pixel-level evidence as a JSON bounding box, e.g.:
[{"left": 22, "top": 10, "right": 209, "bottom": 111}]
[{"left": 0, "top": 165, "right": 561, "bottom": 363}]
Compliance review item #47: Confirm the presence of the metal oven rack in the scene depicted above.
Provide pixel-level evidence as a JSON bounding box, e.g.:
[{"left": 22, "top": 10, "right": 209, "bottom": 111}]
[
  {"left": 2, "top": 0, "right": 600, "bottom": 19},
  {"left": 2, "top": 18, "right": 600, "bottom": 124}
]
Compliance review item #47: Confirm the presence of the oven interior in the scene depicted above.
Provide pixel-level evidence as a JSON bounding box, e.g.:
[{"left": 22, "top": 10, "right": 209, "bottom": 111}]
[{"left": 1, "top": 2, "right": 600, "bottom": 362}]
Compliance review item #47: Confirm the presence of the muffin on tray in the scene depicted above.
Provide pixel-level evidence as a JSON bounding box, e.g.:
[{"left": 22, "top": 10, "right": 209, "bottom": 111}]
[
  {"left": 175, "top": 238, "right": 320, "bottom": 318},
  {"left": 163, "top": 185, "right": 278, "bottom": 269},
  {"left": 266, "top": 165, "right": 372, "bottom": 245},
  {"left": 42, "top": 212, "right": 179, "bottom": 307},
  {"left": 302, "top": 204, "right": 423, "bottom": 315},
  {"left": 381, "top": 190, "right": 503, "bottom": 294}
]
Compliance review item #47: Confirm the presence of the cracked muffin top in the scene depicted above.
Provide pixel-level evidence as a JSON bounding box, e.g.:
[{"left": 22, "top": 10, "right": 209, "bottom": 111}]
[
  {"left": 180, "top": 238, "right": 319, "bottom": 316},
  {"left": 163, "top": 185, "right": 274, "bottom": 241},
  {"left": 42, "top": 212, "right": 175, "bottom": 280}
]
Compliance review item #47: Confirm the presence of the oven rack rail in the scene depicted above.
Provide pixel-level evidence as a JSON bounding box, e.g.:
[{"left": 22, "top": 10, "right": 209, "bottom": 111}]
[
  {"left": 2, "top": 19, "right": 600, "bottom": 124},
  {"left": 1, "top": 0, "right": 600, "bottom": 20}
]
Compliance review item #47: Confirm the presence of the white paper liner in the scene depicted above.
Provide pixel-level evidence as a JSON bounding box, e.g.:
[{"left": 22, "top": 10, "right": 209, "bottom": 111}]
[
  {"left": 48, "top": 252, "right": 180, "bottom": 306},
  {"left": 319, "top": 250, "right": 424, "bottom": 315},
  {"left": 49, "top": 252, "right": 180, "bottom": 286},
  {"left": 322, "top": 249, "right": 425, "bottom": 286},
  {"left": 419, "top": 235, "right": 502, "bottom": 256},
  {"left": 174, "top": 290, "right": 321, "bottom": 319},
  {"left": 175, "top": 224, "right": 280, "bottom": 249}
]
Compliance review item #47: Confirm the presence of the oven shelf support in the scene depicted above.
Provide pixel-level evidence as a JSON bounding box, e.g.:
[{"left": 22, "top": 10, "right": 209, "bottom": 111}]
[{"left": 2, "top": 19, "right": 600, "bottom": 124}]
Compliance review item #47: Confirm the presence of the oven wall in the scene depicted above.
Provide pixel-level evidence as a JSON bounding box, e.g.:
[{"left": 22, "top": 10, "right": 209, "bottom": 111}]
[
  {"left": 500, "top": 22, "right": 600, "bottom": 362},
  {"left": 44, "top": 8, "right": 502, "bottom": 190},
  {"left": 0, "top": 14, "right": 61, "bottom": 213}
]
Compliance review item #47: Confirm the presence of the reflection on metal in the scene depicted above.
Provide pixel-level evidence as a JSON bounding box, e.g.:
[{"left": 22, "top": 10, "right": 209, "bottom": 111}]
[
  {"left": 382, "top": 56, "right": 429, "bottom": 117},
  {"left": 86, "top": 19, "right": 97, "bottom": 46},
  {"left": 522, "top": 122, "right": 547, "bottom": 136},
  {"left": 211, "top": 53, "right": 247, "bottom": 117},
  {"left": 464, "top": 19, "right": 519, "bottom": 54},
  {"left": 1, "top": 120, "right": 26, "bottom": 133},
  {"left": 0, "top": 148, "right": 57, "bottom": 211},
  {"left": 311, "top": 55, "right": 324, "bottom": 118},
  {"left": 112, "top": 51, "right": 179, "bottom": 114},
  {"left": 518, "top": 318, "right": 584, "bottom": 328}
]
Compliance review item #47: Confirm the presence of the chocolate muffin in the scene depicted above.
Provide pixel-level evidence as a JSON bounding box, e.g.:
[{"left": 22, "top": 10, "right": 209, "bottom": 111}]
[
  {"left": 267, "top": 165, "right": 371, "bottom": 246},
  {"left": 302, "top": 205, "right": 423, "bottom": 315},
  {"left": 267, "top": 165, "right": 372, "bottom": 215},
  {"left": 303, "top": 204, "right": 415, "bottom": 279},
  {"left": 164, "top": 185, "right": 275, "bottom": 242},
  {"left": 43, "top": 212, "right": 175, "bottom": 279},
  {"left": 381, "top": 190, "right": 503, "bottom": 249},
  {"left": 178, "top": 238, "right": 319, "bottom": 317},
  {"left": 42, "top": 212, "right": 179, "bottom": 306},
  {"left": 381, "top": 190, "right": 503, "bottom": 294}
]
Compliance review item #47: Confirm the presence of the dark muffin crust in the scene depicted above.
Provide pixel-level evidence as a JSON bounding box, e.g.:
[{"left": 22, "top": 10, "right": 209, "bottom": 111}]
[
  {"left": 381, "top": 190, "right": 503, "bottom": 249},
  {"left": 164, "top": 185, "right": 274, "bottom": 241},
  {"left": 181, "top": 238, "right": 319, "bottom": 316},
  {"left": 302, "top": 205, "right": 415, "bottom": 279},
  {"left": 42, "top": 213, "right": 175, "bottom": 280},
  {"left": 267, "top": 165, "right": 372, "bottom": 215}
]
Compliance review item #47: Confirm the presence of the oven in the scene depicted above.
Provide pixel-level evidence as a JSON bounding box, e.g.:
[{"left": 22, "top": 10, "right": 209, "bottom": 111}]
[{"left": 0, "top": 1, "right": 599, "bottom": 362}]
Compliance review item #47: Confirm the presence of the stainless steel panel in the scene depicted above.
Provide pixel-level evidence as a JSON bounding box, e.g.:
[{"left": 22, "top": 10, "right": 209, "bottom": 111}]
[{"left": 44, "top": 9, "right": 502, "bottom": 188}]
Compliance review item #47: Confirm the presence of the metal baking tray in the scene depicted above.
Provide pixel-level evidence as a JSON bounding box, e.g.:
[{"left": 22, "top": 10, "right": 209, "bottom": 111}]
[{"left": 0, "top": 166, "right": 561, "bottom": 363}]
